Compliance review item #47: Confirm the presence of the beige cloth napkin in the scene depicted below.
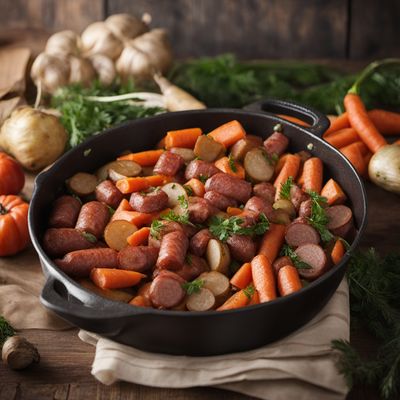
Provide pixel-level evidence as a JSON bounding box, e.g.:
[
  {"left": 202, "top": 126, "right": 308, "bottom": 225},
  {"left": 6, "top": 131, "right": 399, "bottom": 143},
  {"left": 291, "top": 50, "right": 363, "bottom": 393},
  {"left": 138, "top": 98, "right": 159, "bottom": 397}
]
[{"left": 79, "top": 279, "right": 349, "bottom": 400}]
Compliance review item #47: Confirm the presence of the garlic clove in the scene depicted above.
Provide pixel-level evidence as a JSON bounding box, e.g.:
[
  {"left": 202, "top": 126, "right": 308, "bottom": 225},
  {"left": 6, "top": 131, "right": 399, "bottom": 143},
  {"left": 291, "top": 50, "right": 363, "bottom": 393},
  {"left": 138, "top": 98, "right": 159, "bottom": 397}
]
[
  {"left": 89, "top": 54, "right": 116, "bottom": 86},
  {"left": 45, "top": 30, "right": 81, "bottom": 57},
  {"left": 105, "top": 13, "right": 149, "bottom": 41},
  {"left": 116, "top": 44, "right": 154, "bottom": 81},
  {"left": 69, "top": 56, "right": 96, "bottom": 86}
]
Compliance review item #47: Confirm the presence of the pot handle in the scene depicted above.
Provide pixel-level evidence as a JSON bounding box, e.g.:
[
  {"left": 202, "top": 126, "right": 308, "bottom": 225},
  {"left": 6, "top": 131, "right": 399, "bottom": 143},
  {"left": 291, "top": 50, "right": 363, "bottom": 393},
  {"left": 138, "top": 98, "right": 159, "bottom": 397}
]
[{"left": 243, "top": 98, "right": 330, "bottom": 138}]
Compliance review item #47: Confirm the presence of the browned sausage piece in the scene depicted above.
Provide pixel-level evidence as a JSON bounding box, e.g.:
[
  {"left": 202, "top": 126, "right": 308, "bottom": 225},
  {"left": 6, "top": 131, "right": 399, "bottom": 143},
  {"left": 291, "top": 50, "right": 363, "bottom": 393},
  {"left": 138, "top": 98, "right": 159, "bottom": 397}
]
[
  {"left": 205, "top": 173, "right": 252, "bottom": 204},
  {"left": 272, "top": 256, "right": 294, "bottom": 276},
  {"left": 129, "top": 189, "right": 169, "bottom": 213},
  {"left": 175, "top": 254, "right": 209, "bottom": 281},
  {"left": 227, "top": 234, "right": 256, "bottom": 262},
  {"left": 148, "top": 221, "right": 185, "bottom": 248},
  {"left": 204, "top": 191, "right": 237, "bottom": 210},
  {"left": 190, "top": 229, "right": 213, "bottom": 256},
  {"left": 298, "top": 199, "right": 313, "bottom": 218},
  {"left": 149, "top": 270, "right": 186, "bottom": 309},
  {"left": 263, "top": 131, "right": 289, "bottom": 156},
  {"left": 43, "top": 228, "right": 96, "bottom": 257},
  {"left": 184, "top": 160, "right": 220, "bottom": 181},
  {"left": 326, "top": 205, "right": 353, "bottom": 238},
  {"left": 253, "top": 182, "right": 276, "bottom": 204},
  {"left": 118, "top": 245, "right": 159, "bottom": 272},
  {"left": 285, "top": 219, "right": 320, "bottom": 247},
  {"left": 48, "top": 195, "right": 81, "bottom": 228},
  {"left": 188, "top": 197, "right": 211, "bottom": 224},
  {"left": 75, "top": 201, "right": 110, "bottom": 238},
  {"left": 290, "top": 185, "right": 309, "bottom": 211},
  {"left": 54, "top": 248, "right": 118, "bottom": 278},
  {"left": 153, "top": 151, "right": 184, "bottom": 176},
  {"left": 295, "top": 243, "right": 328, "bottom": 280},
  {"left": 236, "top": 211, "right": 258, "bottom": 228},
  {"left": 156, "top": 230, "right": 189, "bottom": 270},
  {"left": 95, "top": 180, "right": 123, "bottom": 209},
  {"left": 244, "top": 196, "right": 274, "bottom": 219}
]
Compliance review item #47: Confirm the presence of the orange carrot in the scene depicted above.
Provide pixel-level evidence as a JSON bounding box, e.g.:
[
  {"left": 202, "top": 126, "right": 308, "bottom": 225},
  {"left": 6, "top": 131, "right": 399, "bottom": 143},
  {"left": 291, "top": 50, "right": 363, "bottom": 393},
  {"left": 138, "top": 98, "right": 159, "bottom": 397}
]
[
  {"left": 116, "top": 175, "right": 168, "bottom": 194},
  {"left": 368, "top": 109, "right": 400, "bottom": 135},
  {"left": 324, "top": 128, "right": 359, "bottom": 148},
  {"left": 227, "top": 206, "right": 243, "bottom": 216},
  {"left": 277, "top": 265, "right": 302, "bottom": 296},
  {"left": 331, "top": 239, "right": 346, "bottom": 265},
  {"left": 184, "top": 178, "right": 205, "bottom": 197},
  {"left": 273, "top": 154, "right": 301, "bottom": 200},
  {"left": 129, "top": 295, "right": 151, "bottom": 307},
  {"left": 349, "top": 141, "right": 369, "bottom": 156},
  {"left": 208, "top": 120, "right": 246, "bottom": 147},
  {"left": 112, "top": 211, "right": 153, "bottom": 227},
  {"left": 274, "top": 153, "right": 290, "bottom": 175},
  {"left": 340, "top": 142, "right": 367, "bottom": 175},
  {"left": 165, "top": 128, "right": 202, "bottom": 149},
  {"left": 118, "top": 149, "right": 164, "bottom": 166},
  {"left": 324, "top": 112, "right": 350, "bottom": 136},
  {"left": 127, "top": 227, "right": 150, "bottom": 246},
  {"left": 91, "top": 268, "right": 145, "bottom": 289},
  {"left": 394, "top": 139, "right": 400, "bottom": 146},
  {"left": 248, "top": 290, "right": 260, "bottom": 305},
  {"left": 214, "top": 156, "right": 245, "bottom": 179},
  {"left": 344, "top": 93, "right": 387, "bottom": 153},
  {"left": 364, "top": 152, "right": 373, "bottom": 169},
  {"left": 277, "top": 114, "right": 309, "bottom": 127},
  {"left": 230, "top": 262, "right": 252, "bottom": 290},
  {"left": 217, "top": 288, "right": 251, "bottom": 311},
  {"left": 112, "top": 199, "right": 132, "bottom": 219},
  {"left": 301, "top": 157, "right": 323, "bottom": 194},
  {"left": 251, "top": 254, "right": 277, "bottom": 303},
  {"left": 321, "top": 178, "right": 347, "bottom": 206},
  {"left": 258, "top": 223, "right": 286, "bottom": 263}
]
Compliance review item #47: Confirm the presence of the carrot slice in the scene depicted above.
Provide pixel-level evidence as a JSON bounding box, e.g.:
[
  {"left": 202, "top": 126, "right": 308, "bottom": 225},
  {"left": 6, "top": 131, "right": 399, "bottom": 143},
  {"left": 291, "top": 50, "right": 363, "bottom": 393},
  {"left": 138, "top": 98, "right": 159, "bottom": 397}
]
[
  {"left": 340, "top": 142, "right": 367, "bottom": 175},
  {"left": 277, "top": 265, "right": 302, "bottom": 296},
  {"left": 324, "top": 128, "right": 359, "bottom": 149},
  {"left": 273, "top": 154, "right": 301, "bottom": 200},
  {"left": 324, "top": 112, "right": 350, "bottom": 136},
  {"left": 251, "top": 254, "right": 277, "bottom": 303},
  {"left": 184, "top": 178, "right": 205, "bottom": 197},
  {"left": 208, "top": 120, "right": 246, "bottom": 147},
  {"left": 227, "top": 206, "right": 243, "bottom": 216},
  {"left": 214, "top": 156, "right": 245, "bottom": 179},
  {"left": 331, "top": 239, "right": 346, "bottom": 265},
  {"left": 301, "top": 157, "right": 323, "bottom": 194},
  {"left": 116, "top": 175, "right": 168, "bottom": 194},
  {"left": 217, "top": 288, "right": 251, "bottom": 311},
  {"left": 91, "top": 268, "right": 145, "bottom": 289},
  {"left": 368, "top": 109, "right": 400, "bottom": 135},
  {"left": 230, "top": 262, "right": 252, "bottom": 290},
  {"left": 112, "top": 211, "right": 153, "bottom": 227},
  {"left": 165, "top": 128, "right": 202, "bottom": 149},
  {"left": 258, "top": 223, "right": 286, "bottom": 263},
  {"left": 127, "top": 227, "right": 151, "bottom": 246},
  {"left": 321, "top": 178, "right": 347, "bottom": 206},
  {"left": 118, "top": 149, "right": 164, "bottom": 166}
]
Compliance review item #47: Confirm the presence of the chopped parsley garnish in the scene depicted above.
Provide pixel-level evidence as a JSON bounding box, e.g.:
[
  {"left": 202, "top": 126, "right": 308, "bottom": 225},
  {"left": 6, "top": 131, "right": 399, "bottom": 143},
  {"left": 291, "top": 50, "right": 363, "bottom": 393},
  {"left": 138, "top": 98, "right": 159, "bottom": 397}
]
[
  {"left": 182, "top": 279, "right": 204, "bottom": 295},
  {"left": 228, "top": 154, "right": 238, "bottom": 172},
  {"left": 81, "top": 231, "right": 97, "bottom": 243},
  {"left": 243, "top": 284, "right": 255, "bottom": 299},
  {"left": 279, "top": 176, "right": 294, "bottom": 200},
  {"left": 198, "top": 174, "right": 208, "bottom": 184},
  {"left": 183, "top": 184, "right": 194, "bottom": 196},
  {"left": 261, "top": 149, "right": 278, "bottom": 166},
  {"left": 280, "top": 244, "right": 312, "bottom": 269},
  {"left": 306, "top": 190, "right": 334, "bottom": 242},
  {"left": 161, "top": 195, "right": 193, "bottom": 226},
  {"left": 150, "top": 219, "right": 163, "bottom": 239}
]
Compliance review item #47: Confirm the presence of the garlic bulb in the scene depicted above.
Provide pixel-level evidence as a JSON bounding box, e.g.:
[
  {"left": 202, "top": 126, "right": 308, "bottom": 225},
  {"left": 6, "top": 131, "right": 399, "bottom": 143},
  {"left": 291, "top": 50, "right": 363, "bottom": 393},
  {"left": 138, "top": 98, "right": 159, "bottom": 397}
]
[
  {"left": 89, "top": 54, "right": 116, "bottom": 85},
  {"left": 116, "top": 44, "right": 153, "bottom": 81},
  {"left": 105, "top": 13, "right": 148, "bottom": 41},
  {"left": 81, "top": 22, "right": 123, "bottom": 60},
  {"left": 69, "top": 56, "right": 96, "bottom": 86},
  {"left": 45, "top": 30, "right": 80, "bottom": 56},
  {"left": 30, "top": 53, "right": 70, "bottom": 94}
]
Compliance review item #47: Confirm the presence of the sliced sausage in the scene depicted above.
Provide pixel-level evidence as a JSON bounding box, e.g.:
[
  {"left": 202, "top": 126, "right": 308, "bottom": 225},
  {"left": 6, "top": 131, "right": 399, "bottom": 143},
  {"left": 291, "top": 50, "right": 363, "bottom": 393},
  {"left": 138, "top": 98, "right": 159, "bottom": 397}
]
[
  {"left": 290, "top": 185, "right": 309, "bottom": 211},
  {"left": 149, "top": 270, "right": 186, "bottom": 309},
  {"left": 295, "top": 243, "right": 328, "bottom": 280},
  {"left": 227, "top": 234, "right": 256, "bottom": 262},
  {"left": 326, "top": 205, "right": 353, "bottom": 238},
  {"left": 184, "top": 159, "right": 220, "bottom": 181},
  {"left": 153, "top": 151, "right": 184, "bottom": 176},
  {"left": 118, "top": 245, "right": 159, "bottom": 272},
  {"left": 48, "top": 195, "right": 81, "bottom": 228},
  {"left": 148, "top": 221, "right": 184, "bottom": 248},
  {"left": 244, "top": 196, "right": 274, "bottom": 219},
  {"left": 43, "top": 228, "right": 96, "bottom": 257},
  {"left": 129, "top": 189, "right": 169, "bottom": 213},
  {"left": 298, "top": 199, "right": 313, "bottom": 218},
  {"left": 285, "top": 219, "right": 320, "bottom": 247},
  {"left": 204, "top": 191, "right": 238, "bottom": 210},
  {"left": 156, "top": 230, "right": 189, "bottom": 270},
  {"left": 263, "top": 131, "right": 289, "bottom": 156},
  {"left": 54, "top": 248, "right": 118, "bottom": 278},
  {"left": 95, "top": 180, "right": 123, "bottom": 209},
  {"left": 272, "top": 256, "right": 294, "bottom": 275},
  {"left": 236, "top": 211, "right": 258, "bottom": 228},
  {"left": 175, "top": 254, "right": 209, "bottom": 281},
  {"left": 190, "top": 229, "right": 213, "bottom": 256},
  {"left": 75, "top": 201, "right": 110, "bottom": 238},
  {"left": 253, "top": 182, "right": 276, "bottom": 204},
  {"left": 205, "top": 173, "right": 252, "bottom": 203},
  {"left": 188, "top": 197, "right": 211, "bottom": 224}
]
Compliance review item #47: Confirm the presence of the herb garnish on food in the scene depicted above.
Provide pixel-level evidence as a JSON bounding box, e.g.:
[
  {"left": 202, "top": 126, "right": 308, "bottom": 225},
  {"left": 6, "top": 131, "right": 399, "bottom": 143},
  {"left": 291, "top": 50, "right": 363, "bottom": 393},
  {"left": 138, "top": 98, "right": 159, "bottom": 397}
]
[
  {"left": 279, "top": 176, "right": 294, "bottom": 200},
  {"left": 280, "top": 244, "right": 312, "bottom": 269},
  {"left": 243, "top": 284, "right": 255, "bottom": 299},
  {"left": 150, "top": 219, "right": 163, "bottom": 239},
  {"left": 306, "top": 191, "right": 334, "bottom": 242},
  {"left": 228, "top": 154, "right": 238, "bottom": 172},
  {"left": 182, "top": 279, "right": 204, "bottom": 295}
]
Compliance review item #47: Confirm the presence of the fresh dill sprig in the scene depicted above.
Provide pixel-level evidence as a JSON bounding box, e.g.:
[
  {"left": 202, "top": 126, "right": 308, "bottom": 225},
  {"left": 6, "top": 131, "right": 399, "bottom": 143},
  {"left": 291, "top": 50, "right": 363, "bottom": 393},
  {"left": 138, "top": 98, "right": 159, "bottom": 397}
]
[
  {"left": 279, "top": 176, "right": 294, "bottom": 200},
  {"left": 306, "top": 190, "right": 334, "bottom": 242}
]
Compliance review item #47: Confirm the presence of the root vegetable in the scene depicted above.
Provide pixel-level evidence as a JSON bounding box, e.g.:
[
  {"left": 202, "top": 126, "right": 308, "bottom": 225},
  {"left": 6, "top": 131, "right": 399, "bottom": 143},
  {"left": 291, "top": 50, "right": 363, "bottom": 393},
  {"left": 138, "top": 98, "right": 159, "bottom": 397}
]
[
  {"left": 2, "top": 336, "right": 40, "bottom": 370},
  {"left": 68, "top": 56, "right": 96, "bottom": 86},
  {"left": 45, "top": 30, "right": 80, "bottom": 57},
  {"left": 105, "top": 13, "right": 149, "bottom": 41},
  {"left": 89, "top": 54, "right": 116, "bottom": 86}
]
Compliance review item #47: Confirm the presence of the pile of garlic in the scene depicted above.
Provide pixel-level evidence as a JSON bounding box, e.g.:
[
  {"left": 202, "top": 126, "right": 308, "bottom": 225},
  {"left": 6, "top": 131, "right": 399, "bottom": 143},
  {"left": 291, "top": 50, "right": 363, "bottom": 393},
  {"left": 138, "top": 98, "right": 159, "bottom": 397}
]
[{"left": 31, "top": 13, "right": 173, "bottom": 93}]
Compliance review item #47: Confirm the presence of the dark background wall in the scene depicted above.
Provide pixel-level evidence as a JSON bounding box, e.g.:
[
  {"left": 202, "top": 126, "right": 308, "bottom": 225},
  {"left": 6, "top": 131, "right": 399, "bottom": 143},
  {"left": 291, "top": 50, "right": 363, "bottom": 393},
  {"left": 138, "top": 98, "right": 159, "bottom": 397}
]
[{"left": 0, "top": 0, "right": 398, "bottom": 59}]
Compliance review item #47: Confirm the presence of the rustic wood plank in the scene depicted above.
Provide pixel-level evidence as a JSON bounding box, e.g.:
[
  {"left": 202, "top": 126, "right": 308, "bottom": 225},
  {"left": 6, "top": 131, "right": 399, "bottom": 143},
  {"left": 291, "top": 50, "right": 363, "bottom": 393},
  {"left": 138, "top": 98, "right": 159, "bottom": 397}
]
[
  {"left": 0, "top": 383, "right": 17, "bottom": 400},
  {"left": 107, "top": 0, "right": 348, "bottom": 59}
]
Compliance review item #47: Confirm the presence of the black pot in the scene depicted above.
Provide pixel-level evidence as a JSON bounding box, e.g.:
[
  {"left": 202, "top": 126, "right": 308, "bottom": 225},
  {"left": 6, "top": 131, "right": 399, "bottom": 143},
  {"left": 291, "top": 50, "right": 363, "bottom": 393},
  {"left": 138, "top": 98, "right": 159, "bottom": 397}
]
[{"left": 28, "top": 99, "right": 367, "bottom": 356}]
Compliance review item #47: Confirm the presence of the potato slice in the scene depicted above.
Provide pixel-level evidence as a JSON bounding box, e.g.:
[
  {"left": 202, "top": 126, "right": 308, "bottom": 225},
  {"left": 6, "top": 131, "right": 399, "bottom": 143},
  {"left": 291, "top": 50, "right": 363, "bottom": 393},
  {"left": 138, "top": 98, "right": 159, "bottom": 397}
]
[
  {"left": 162, "top": 182, "right": 188, "bottom": 207},
  {"left": 244, "top": 148, "right": 275, "bottom": 182},
  {"left": 170, "top": 147, "right": 196, "bottom": 163},
  {"left": 273, "top": 199, "right": 296, "bottom": 218},
  {"left": 230, "top": 135, "right": 263, "bottom": 161},
  {"left": 104, "top": 220, "right": 138, "bottom": 251},
  {"left": 108, "top": 160, "right": 142, "bottom": 182},
  {"left": 194, "top": 135, "right": 225, "bottom": 162},
  {"left": 199, "top": 271, "right": 230, "bottom": 303},
  {"left": 206, "top": 239, "right": 231, "bottom": 275},
  {"left": 78, "top": 279, "right": 133, "bottom": 303},
  {"left": 186, "top": 288, "right": 216, "bottom": 311},
  {"left": 67, "top": 172, "right": 98, "bottom": 196}
]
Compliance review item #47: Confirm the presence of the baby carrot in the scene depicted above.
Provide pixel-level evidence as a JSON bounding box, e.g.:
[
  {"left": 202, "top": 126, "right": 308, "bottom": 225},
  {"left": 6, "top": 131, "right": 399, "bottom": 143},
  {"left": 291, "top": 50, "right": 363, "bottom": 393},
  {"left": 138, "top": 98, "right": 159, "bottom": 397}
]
[
  {"left": 116, "top": 175, "right": 168, "bottom": 194},
  {"left": 273, "top": 154, "right": 301, "bottom": 200},
  {"left": 117, "top": 149, "right": 164, "bottom": 166},
  {"left": 184, "top": 178, "right": 205, "bottom": 197},
  {"left": 277, "top": 265, "right": 302, "bottom": 296},
  {"left": 129, "top": 295, "right": 151, "bottom": 307},
  {"left": 165, "top": 128, "right": 203, "bottom": 149},
  {"left": 349, "top": 141, "right": 369, "bottom": 156},
  {"left": 91, "top": 268, "right": 145, "bottom": 289},
  {"left": 301, "top": 157, "right": 323, "bottom": 194},
  {"left": 230, "top": 262, "right": 252, "bottom": 290},
  {"left": 217, "top": 288, "right": 251, "bottom": 311},
  {"left": 331, "top": 239, "right": 346, "bottom": 265},
  {"left": 274, "top": 153, "right": 290, "bottom": 175},
  {"left": 339, "top": 142, "right": 367, "bottom": 175},
  {"left": 251, "top": 254, "right": 277, "bottom": 303},
  {"left": 112, "top": 199, "right": 132, "bottom": 217},
  {"left": 127, "top": 227, "right": 150, "bottom": 246},
  {"left": 248, "top": 290, "right": 260, "bottom": 305},
  {"left": 227, "top": 206, "right": 243, "bottom": 216},
  {"left": 214, "top": 156, "right": 245, "bottom": 179},
  {"left": 258, "top": 223, "right": 286, "bottom": 263},
  {"left": 324, "top": 128, "right": 359, "bottom": 149},
  {"left": 368, "top": 109, "right": 400, "bottom": 135},
  {"left": 208, "top": 120, "right": 246, "bottom": 147},
  {"left": 321, "top": 178, "right": 347, "bottom": 206},
  {"left": 323, "top": 112, "right": 350, "bottom": 136},
  {"left": 344, "top": 93, "right": 387, "bottom": 153},
  {"left": 112, "top": 211, "right": 153, "bottom": 227},
  {"left": 394, "top": 139, "right": 400, "bottom": 146}
]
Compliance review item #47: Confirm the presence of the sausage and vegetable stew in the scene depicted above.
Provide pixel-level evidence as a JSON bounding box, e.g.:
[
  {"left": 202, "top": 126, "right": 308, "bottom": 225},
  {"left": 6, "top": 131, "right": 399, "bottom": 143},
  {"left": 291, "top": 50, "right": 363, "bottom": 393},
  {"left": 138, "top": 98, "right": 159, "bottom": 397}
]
[{"left": 43, "top": 120, "right": 354, "bottom": 311}]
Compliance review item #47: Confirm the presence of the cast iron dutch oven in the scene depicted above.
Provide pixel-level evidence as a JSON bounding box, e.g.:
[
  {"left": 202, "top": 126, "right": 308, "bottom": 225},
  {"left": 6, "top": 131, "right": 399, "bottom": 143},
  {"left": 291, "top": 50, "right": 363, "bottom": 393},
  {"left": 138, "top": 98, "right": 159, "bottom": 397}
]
[{"left": 28, "top": 99, "right": 367, "bottom": 356}]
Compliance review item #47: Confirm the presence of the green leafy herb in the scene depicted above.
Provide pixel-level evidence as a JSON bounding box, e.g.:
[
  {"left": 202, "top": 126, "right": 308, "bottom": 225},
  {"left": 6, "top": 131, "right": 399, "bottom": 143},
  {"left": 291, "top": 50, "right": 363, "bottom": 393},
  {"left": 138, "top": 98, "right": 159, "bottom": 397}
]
[
  {"left": 198, "top": 174, "right": 208, "bottom": 184},
  {"left": 162, "top": 210, "right": 191, "bottom": 225},
  {"left": 280, "top": 244, "right": 312, "bottom": 269},
  {"left": 178, "top": 195, "right": 188, "bottom": 209},
  {"left": 150, "top": 219, "right": 163, "bottom": 239},
  {"left": 183, "top": 184, "right": 194, "bottom": 196},
  {"left": 0, "top": 316, "right": 14, "bottom": 346},
  {"left": 243, "top": 285, "right": 255, "bottom": 299},
  {"left": 182, "top": 279, "right": 204, "bottom": 295},
  {"left": 107, "top": 205, "right": 115, "bottom": 217},
  {"left": 306, "top": 191, "right": 334, "bottom": 242},
  {"left": 279, "top": 176, "right": 294, "bottom": 200},
  {"left": 228, "top": 154, "right": 238, "bottom": 172},
  {"left": 261, "top": 149, "right": 277, "bottom": 166},
  {"left": 81, "top": 232, "right": 97, "bottom": 243}
]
